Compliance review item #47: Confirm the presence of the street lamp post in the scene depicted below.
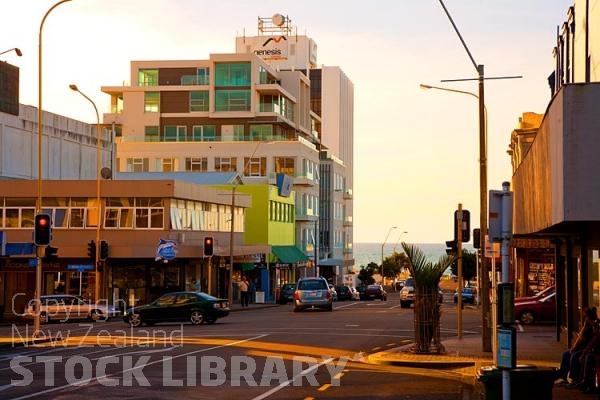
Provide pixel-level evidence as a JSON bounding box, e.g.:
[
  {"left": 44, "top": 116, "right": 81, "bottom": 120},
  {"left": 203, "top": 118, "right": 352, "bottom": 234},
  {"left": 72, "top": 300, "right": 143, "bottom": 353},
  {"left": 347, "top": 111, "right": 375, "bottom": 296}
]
[
  {"left": 228, "top": 141, "right": 268, "bottom": 305},
  {"left": 69, "top": 84, "right": 102, "bottom": 303},
  {"left": 380, "top": 226, "right": 397, "bottom": 286},
  {"left": 0, "top": 48, "right": 23, "bottom": 57},
  {"left": 393, "top": 231, "right": 408, "bottom": 253},
  {"left": 34, "top": 0, "right": 72, "bottom": 336}
]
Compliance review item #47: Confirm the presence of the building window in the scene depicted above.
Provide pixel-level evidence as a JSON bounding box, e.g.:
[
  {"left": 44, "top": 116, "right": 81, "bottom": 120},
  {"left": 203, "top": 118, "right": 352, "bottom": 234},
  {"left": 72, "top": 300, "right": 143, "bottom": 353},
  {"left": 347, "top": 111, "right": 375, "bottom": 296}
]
[
  {"left": 126, "top": 158, "right": 149, "bottom": 172},
  {"left": 144, "top": 92, "right": 159, "bottom": 112},
  {"left": 190, "top": 91, "right": 209, "bottom": 112},
  {"left": 145, "top": 126, "right": 159, "bottom": 142},
  {"left": 214, "top": 90, "right": 250, "bottom": 112},
  {"left": 221, "top": 125, "right": 245, "bottom": 141},
  {"left": 185, "top": 157, "right": 208, "bottom": 172},
  {"left": 181, "top": 67, "right": 209, "bottom": 85},
  {"left": 192, "top": 125, "right": 216, "bottom": 141},
  {"left": 215, "top": 157, "right": 237, "bottom": 172},
  {"left": 249, "top": 124, "right": 272, "bottom": 140},
  {"left": 164, "top": 125, "right": 187, "bottom": 141},
  {"left": 243, "top": 157, "right": 267, "bottom": 177},
  {"left": 274, "top": 157, "right": 295, "bottom": 175},
  {"left": 159, "top": 158, "right": 175, "bottom": 172},
  {"left": 138, "top": 69, "right": 158, "bottom": 86},
  {"left": 215, "top": 62, "right": 251, "bottom": 86}
]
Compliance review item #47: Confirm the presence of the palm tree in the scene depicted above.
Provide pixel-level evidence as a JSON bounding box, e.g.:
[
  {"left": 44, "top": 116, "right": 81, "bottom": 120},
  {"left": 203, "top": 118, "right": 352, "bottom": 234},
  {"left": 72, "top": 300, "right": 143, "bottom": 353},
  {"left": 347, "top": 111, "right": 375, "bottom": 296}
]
[{"left": 401, "top": 242, "right": 456, "bottom": 354}]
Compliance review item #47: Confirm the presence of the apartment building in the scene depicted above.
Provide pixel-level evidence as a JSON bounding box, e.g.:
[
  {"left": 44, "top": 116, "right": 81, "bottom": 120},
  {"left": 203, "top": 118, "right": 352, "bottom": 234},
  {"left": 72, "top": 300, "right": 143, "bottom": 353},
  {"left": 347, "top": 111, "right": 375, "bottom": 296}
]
[{"left": 102, "top": 14, "right": 355, "bottom": 284}]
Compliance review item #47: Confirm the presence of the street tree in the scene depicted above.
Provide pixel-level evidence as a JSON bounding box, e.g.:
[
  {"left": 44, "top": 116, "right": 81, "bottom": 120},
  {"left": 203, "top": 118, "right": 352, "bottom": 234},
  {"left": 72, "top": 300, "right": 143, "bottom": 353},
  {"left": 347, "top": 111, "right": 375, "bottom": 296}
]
[
  {"left": 449, "top": 249, "right": 477, "bottom": 282},
  {"left": 357, "top": 262, "right": 377, "bottom": 285},
  {"left": 402, "top": 242, "right": 455, "bottom": 354}
]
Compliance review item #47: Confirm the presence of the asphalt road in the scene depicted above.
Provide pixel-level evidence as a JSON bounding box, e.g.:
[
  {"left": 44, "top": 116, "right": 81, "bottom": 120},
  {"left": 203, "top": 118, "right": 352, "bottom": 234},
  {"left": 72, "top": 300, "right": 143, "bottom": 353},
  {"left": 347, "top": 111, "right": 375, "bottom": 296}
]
[{"left": 0, "top": 292, "right": 483, "bottom": 399}]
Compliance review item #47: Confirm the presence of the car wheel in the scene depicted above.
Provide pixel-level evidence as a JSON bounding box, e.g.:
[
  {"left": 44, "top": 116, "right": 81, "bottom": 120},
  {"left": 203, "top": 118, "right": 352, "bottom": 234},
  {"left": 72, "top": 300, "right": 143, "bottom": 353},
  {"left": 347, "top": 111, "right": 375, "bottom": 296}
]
[
  {"left": 128, "top": 312, "right": 142, "bottom": 327},
  {"left": 190, "top": 311, "right": 204, "bottom": 325},
  {"left": 293, "top": 306, "right": 301, "bottom": 312},
  {"left": 89, "top": 309, "right": 107, "bottom": 322},
  {"left": 400, "top": 301, "right": 408, "bottom": 308},
  {"left": 327, "top": 305, "right": 333, "bottom": 312},
  {"left": 519, "top": 311, "right": 535, "bottom": 325}
]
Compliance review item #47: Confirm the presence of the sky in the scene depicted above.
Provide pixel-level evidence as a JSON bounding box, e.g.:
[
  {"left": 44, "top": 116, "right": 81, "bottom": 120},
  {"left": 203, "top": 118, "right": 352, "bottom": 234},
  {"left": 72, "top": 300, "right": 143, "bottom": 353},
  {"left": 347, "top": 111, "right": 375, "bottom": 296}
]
[{"left": 2, "top": 0, "right": 573, "bottom": 244}]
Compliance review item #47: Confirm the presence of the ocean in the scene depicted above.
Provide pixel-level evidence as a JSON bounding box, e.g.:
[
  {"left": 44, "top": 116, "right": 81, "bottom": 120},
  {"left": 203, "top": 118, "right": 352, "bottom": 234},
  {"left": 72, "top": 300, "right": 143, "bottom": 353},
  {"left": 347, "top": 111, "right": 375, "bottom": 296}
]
[
  {"left": 353, "top": 242, "right": 448, "bottom": 269},
  {"left": 352, "top": 242, "right": 475, "bottom": 272}
]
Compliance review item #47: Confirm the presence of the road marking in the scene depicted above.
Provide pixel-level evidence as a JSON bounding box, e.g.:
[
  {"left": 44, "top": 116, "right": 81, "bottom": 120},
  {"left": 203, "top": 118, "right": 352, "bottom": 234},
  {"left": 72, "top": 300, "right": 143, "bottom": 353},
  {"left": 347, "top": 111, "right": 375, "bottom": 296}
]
[
  {"left": 371, "top": 346, "right": 382, "bottom": 351},
  {"left": 250, "top": 357, "right": 335, "bottom": 400},
  {"left": 8, "top": 334, "right": 269, "bottom": 400},
  {"left": 318, "top": 383, "right": 331, "bottom": 391},
  {"left": 345, "top": 324, "right": 359, "bottom": 327}
]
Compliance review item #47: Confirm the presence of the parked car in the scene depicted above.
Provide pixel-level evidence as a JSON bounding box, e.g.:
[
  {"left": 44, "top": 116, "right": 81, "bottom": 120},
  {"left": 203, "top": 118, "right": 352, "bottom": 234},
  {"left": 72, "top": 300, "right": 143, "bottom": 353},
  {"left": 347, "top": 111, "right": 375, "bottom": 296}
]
[
  {"left": 399, "top": 278, "right": 415, "bottom": 308},
  {"left": 365, "top": 284, "right": 387, "bottom": 301},
  {"left": 514, "top": 289, "right": 556, "bottom": 324},
  {"left": 335, "top": 285, "right": 353, "bottom": 301},
  {"left": 23, "top": 294, "right": 121, "bottom": 324},
  {"left": 328, "top": 284, "right": 338, "bottom": 302},
  {"left": 124, "top": 291, "right": 229, "bottom": 327},
  {"left": 356, "top": 285, "right": 368, "bottom": 300},
  {"left": 394, "top": 280, "right": 406, "bottom": 292},
  {"left": 293, "top": 277, "right": 333, "bottom": 312},
  {"left": 278, "top": 283, "right": 296, "bottom": 304},
  {"left": 453, "top": 287, "right": 477, "bottom": 304}
]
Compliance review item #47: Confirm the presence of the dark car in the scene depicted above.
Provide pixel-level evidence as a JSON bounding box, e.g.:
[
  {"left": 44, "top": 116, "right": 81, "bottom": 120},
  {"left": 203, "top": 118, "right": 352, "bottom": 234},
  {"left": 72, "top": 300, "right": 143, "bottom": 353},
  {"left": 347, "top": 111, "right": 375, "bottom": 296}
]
[
  {"left": 514, "top": 289, "right": 556, "bottom": 324},
  {"left": 453, "top": 287, "right": 476, "bottom": 304},
  {"left": 278, "top": 283, "right": 296, "bottom": 304},
  {"left": 335, "top": 285, "right": 353, "bottom": 301},
  {"left": 293, "top": 277, "right": 333, "bottom": 312},
  {"left": 356, "top": 285, "right": 368, "bottom": 300},
  {"left": 124, "top": 291, "right": 229, "bottom": 327},
  {"left": 365, "top": 284, "right": 387, "bottom": 301}
]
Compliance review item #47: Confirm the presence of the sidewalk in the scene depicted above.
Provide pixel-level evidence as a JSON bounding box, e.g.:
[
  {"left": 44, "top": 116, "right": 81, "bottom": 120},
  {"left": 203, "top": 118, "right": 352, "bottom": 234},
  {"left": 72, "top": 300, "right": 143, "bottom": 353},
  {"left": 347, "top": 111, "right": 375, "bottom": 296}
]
[{"left": 368, "top": 326, "right": 592, "bottom": 399}]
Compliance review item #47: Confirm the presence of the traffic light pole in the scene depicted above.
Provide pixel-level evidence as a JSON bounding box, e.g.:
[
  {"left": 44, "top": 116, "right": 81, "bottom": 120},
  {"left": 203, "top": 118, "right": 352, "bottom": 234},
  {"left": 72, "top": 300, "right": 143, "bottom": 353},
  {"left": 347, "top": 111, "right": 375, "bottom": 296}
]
[{"left": 457, "top": 204, "right": 463, "bottom": 339}]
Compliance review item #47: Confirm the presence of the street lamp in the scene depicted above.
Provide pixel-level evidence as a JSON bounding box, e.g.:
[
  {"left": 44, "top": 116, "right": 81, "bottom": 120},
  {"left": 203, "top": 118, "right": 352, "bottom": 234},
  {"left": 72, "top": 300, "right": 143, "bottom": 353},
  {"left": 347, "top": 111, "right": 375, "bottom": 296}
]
[
  {"left": 228, "top": 141, "right": 269, "bottom": 305},
  {"left": 380, "top": 226, "right": 397, "bottom": 286},
  {"left": 393, "top": 231, "right": 408, "bottom": 253},
  {"left": 34, "top": 0, "right": 72, "bottom": 336},
  {"left": 0, "top": 48, "right": 23, "bottom": 57},
  {"left": 69, "top": 84, "right": 102, "bottom": 303}
]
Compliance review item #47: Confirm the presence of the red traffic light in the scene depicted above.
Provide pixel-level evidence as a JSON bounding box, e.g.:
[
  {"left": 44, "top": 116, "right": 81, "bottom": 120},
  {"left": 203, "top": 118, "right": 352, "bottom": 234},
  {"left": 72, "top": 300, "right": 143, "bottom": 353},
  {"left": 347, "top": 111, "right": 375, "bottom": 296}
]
[{"left": 34, "top": 213, "right": 52, "bottom": 246}]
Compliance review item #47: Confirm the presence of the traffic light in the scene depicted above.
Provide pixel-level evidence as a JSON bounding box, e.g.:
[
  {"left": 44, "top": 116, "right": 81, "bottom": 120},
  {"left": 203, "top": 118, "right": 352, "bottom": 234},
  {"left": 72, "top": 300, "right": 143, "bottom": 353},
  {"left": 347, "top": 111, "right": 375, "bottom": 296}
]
[
  {"left": 100, "top": 240, "right": 109, "bottom": 261},
  {"left": 454, "top": 210, "right": 471, "bottom": 242},
  {"left": 445, "top": 240, "right": 458, "bottom": 255},
  {"left": 34, "top": 213, "right": 52, "bottom": 246},
  {"left": 87, "top": 240, "right": 96, "bottom": 260},
  {"left": 43, "top": 246, "right": 58, "bottom": 262},
  {"left": 203, "top": 236, "right": 214, "bottom": 257},
  {"left": 473, "top": 228, "right": 481, "bottom": 249}
]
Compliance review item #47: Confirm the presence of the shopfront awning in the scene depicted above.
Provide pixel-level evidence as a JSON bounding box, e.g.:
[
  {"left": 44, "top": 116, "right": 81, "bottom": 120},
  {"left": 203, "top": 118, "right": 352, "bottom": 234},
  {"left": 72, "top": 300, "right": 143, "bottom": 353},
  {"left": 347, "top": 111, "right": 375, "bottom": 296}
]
[{"left": 272, "top": 245, "right": 309, "bottom": 264}]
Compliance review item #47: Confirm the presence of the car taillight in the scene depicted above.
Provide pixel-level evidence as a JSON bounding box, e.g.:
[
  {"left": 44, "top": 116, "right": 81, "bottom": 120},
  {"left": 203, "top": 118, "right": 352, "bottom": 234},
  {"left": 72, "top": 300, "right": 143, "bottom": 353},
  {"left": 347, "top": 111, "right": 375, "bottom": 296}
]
[
  {"left": 293, "top": 290, "right": 299, "bottom": 300},
  {"left": 326, "top": 291, "right": 331, "bottom": 300}
]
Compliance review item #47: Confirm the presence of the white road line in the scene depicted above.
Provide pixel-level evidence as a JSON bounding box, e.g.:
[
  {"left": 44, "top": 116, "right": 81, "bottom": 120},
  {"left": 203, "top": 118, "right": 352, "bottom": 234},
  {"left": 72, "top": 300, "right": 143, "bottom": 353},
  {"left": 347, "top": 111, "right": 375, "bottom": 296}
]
[
  {"left": 8, "top": 334, "right": 269, "bottom": 400},
  {"left": 250, "top": 357, "right": 334, "bottom": 400}
]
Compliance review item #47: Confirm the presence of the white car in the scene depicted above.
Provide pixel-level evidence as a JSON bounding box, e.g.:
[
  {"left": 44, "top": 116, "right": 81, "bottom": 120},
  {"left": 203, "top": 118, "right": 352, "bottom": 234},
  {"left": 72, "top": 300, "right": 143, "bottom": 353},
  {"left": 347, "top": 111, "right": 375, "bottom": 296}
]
[
  {"left": 23, "top": 294, "right": 121, "bottom": 324},
  {"left": 399, "top": 278, "right": 415, "bottom": 308}
]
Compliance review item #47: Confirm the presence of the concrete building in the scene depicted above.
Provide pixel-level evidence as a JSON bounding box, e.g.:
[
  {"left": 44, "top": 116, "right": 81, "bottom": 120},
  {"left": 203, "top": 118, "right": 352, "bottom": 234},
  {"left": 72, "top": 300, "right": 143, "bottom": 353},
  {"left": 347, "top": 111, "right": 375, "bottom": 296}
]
[
  {"left": 102, "top": 14, "right": 354, "bottom": 284},
  {"left": 508, "top": 0, "right": 600, "bottom": 346}
]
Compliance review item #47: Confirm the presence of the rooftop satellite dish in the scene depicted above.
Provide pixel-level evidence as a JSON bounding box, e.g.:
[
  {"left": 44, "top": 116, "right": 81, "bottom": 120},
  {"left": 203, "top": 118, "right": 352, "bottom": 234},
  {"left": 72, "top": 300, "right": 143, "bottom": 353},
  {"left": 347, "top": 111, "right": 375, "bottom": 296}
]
[{"left": 272, "top": 13, "right": 285, "bottom": 26}]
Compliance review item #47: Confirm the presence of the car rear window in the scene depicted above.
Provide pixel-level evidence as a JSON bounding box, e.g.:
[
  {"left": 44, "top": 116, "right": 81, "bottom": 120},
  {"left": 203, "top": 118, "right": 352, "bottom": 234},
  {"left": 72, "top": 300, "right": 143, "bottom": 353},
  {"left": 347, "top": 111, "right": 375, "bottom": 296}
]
[{"left": 297, "top": 280, "right": 327, "bottom": 290}]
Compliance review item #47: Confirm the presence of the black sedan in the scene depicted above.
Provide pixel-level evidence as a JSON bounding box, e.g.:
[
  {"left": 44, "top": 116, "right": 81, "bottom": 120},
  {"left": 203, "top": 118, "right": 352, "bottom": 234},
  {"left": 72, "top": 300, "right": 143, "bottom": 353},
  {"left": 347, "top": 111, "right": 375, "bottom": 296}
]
[{"left": 124, "top": 291, "right": 229, "bottom": 327}]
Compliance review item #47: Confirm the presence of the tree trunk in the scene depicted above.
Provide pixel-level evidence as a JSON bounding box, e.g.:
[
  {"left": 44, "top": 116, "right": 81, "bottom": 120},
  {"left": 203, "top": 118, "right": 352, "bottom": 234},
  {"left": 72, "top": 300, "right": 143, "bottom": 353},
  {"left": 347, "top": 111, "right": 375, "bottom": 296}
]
[{"left": 412, "top": 286, "right": 444, "bottom": 354}]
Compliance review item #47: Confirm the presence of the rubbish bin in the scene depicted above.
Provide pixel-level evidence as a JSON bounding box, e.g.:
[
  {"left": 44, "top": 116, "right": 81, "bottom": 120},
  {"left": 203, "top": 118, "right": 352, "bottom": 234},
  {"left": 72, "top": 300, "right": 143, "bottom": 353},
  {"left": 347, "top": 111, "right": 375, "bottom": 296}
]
[
  {"left": 477, "top": 365, "right": 557, "bottom": 400},
  {"left": 255, "top": 291, "right": 265, "bottom": 304}
]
